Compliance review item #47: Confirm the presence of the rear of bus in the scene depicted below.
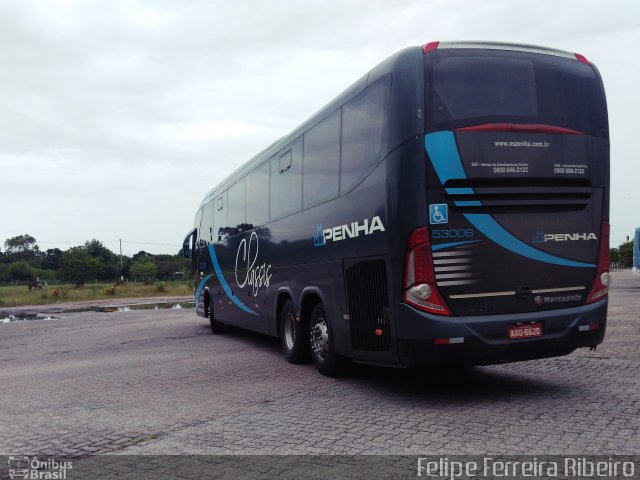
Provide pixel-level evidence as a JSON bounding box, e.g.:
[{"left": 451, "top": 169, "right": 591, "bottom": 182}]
[{"left": 399, "top": 42, "right": 609, "bottom": 365}]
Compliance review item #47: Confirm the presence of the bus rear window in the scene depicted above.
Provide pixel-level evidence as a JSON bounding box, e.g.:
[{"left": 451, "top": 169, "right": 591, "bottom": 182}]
[{"left": 425, "top": 49, "right": 607, "bottom": 137}]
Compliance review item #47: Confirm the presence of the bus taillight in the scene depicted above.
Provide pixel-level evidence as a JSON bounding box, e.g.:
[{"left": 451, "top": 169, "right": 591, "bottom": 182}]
[
  {"left": 422, "top": 41, "right": 439, "bottom": 54},
  {"left": 574, "top": 53, "right": 590, "bottom": 65},
  {"left": 404, "top": 226, "right": 451, "bottom": 315},
  {"left": 586, "top": 221, "right": 610, "bottom": 304}
]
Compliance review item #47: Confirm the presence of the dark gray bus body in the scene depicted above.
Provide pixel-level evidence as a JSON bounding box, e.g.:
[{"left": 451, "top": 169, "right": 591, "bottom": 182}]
[{"left": 185, "top": 42, "right": 609, "bottom": 367}]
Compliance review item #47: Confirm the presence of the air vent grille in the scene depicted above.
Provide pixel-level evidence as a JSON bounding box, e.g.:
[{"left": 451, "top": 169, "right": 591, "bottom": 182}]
[{"left": 346, "top": 259, "right": 390, "bottom": 351}]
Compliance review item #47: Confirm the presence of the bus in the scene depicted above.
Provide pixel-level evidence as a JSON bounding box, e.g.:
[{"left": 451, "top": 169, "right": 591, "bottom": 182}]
[{"left": 183, "top": 41, "right": 610, "bottom": 376}]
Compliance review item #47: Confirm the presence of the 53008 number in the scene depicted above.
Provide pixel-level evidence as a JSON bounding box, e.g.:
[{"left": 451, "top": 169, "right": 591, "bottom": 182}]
[{"left": 432, "top": 229, "right": 474, "bottom": 239}]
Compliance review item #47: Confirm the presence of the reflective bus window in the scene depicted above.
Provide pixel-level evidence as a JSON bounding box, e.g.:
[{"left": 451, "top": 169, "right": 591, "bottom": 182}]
[
  {"left": 201, "top": 200, "right": 214, "bottom": 243},
  {"left": 340, "top": 75, "right": 390, "bottom": 194},
  {"left": 270, "top": 139, "right": 302, "bottom": 220},
  {"left": 227, "top": 179, "right": 246, "bottom": 235},
  {"left": 194, "top": 208, "right": 204, "bottom": 254},
  {"left": 279, "top": 150, "right": 292, "bottom": 173},
  {"left": 303, "top": 111, "right": 341, "bottom": 209},
  {"left": 246, "top": 161, "right": 270, "bottom": 227},
  {"left": 426, "top": 50, "right": 607, "bottom": 136},
  {"left": 214, "top": 192, "right": 227, "bottom": 241}
]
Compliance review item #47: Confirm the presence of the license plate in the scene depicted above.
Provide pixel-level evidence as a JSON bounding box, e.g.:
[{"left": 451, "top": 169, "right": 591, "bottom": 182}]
[{"left": 508, "top": 322, "right": 543, "bottom": 340}]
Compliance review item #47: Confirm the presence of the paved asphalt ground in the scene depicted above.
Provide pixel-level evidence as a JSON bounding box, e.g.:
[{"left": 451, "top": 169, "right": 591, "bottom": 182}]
[{"left": 0, "top": 271, "right": 638, "bottom": 458}]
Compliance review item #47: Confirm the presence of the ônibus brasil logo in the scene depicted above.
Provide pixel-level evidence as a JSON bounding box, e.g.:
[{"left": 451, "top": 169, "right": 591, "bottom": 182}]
[
  {"left": 8, "top": 456, "right": 73, "bottom": 479},
  {"left": 314, "top": 216, "right": 385, "bottom": 247}
]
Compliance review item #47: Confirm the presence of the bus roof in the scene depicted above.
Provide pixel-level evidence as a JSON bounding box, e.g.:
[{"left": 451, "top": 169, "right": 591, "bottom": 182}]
[{"left": 438, "top": 41, "right": 577, "bottom": 58}]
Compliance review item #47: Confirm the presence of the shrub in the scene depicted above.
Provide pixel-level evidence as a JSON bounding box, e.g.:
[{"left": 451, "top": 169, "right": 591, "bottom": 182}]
[
  {"left": 7, "top": 261, "right": 35, "bottom": 281},
  {"left": 130, "top": 258, "right": 157, "bottom": 283},
  {"left": 155, "top": 282, "right": 166, "bottom": 293}
]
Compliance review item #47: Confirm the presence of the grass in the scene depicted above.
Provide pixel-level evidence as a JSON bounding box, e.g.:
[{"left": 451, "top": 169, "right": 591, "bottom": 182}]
[{"left": 0, "top": 281, "right": 193, "bottom": 308}]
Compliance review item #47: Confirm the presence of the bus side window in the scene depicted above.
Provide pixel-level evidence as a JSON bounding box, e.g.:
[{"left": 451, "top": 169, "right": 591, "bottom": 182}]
[
  {"left": 201, "top": 200, "right": 214, "bottom": 243},
  {"left": 340, "top": 75, "right": 390, "bottom": 195},
  {"left": 214, "top": 192, "right": 227, "bottom": 241},
  {"left": 279, "top": 151, "right": 292, "bottom": 173},
  {"left": 194, "top": 207, "right": 203, "bottom": 243},
  {"left": 270, "top": 139, "right": 302, "bottom": 220},
  {"left": 303, "top": 110, "right": 341, "bottom": 209},
  {"left": 227, "top": 179, "right": 246, "bottom": 236},
  {"left": 194, "top": 208, "right": 204, "bottom": 271},
  {"left": 246, "top": 161, "right": 270, "bottom": 227}
]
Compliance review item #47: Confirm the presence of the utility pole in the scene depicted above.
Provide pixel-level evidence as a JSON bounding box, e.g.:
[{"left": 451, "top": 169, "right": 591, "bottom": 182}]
[{"left": 119, "top": 239, "right": 123, "bottom": 281}]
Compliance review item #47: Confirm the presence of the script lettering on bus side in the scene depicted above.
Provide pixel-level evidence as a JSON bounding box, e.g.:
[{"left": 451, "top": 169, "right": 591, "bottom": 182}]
[{"left": 235, "top": 231, "right": 272, "bottom": 297}]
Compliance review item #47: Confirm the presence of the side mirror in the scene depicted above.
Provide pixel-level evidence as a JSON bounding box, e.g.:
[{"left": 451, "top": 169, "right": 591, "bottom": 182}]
[{"left": 182, "top": 228, "right": 197, "bottom": 259}]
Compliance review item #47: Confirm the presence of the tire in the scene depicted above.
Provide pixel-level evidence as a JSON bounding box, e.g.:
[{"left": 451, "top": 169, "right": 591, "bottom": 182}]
[
  {"left": 279, "top": 299, "right": 309, "bottom": 364},
  {"left": 207, "top": 295, "right": 225, "bottom": 334},
  {"left": 309, "top": 303, "right": 343, "bottom": 376}
]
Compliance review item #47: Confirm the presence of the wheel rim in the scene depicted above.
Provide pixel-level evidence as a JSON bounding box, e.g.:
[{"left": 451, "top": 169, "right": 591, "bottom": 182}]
[
  {"left": 283, "top": 312, "right": 296, "bottom": 350},
  {"left": 310, "top": 317, "right": 329, "bottom": 361}
]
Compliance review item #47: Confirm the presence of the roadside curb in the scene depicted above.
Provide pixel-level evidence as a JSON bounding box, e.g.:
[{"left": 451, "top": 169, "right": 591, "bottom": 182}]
[{"left": 1, "top": 296, "right": 194, "bottom": 318}]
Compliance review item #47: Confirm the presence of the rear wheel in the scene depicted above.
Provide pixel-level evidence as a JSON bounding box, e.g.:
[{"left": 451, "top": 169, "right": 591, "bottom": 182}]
[
  {"left": 207, "top": 295, "right": 225, "bottom": 334},
  {"left": 279, "top": 299, "right": 308, "bottom": 363},
  {"left": 309, "top": 303, "right": 343, "bottom": 376}
]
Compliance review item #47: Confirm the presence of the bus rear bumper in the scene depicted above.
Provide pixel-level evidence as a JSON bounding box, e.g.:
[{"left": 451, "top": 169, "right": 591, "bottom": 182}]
[{"left": 394, "top": 298, "right": 608, "bottom": 366}]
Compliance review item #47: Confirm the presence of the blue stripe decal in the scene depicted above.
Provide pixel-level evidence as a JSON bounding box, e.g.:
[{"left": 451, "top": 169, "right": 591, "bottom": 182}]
[
  {"left": 425, "top": 131, "right": 468, "bottom": 183},
  {"left": 425, "top": 132, "right": 595, "bottom": 269},
  {"left": 432, "top": 240, "right": 481, "bottom": 251},
  {"left": 207, "top": 244, "right": 259, "bottom": 316},
  {"left": 445, "top": 187, "right": 475, "bottom": 194},
  {"left": 195, "top": 274, "right": 214, "bottom": 304}
]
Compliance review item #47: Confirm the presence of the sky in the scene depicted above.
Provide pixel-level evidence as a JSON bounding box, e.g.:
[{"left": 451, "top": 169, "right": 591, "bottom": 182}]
[{"left": 1, "top": 0, "right": 638, "bottom": 256}]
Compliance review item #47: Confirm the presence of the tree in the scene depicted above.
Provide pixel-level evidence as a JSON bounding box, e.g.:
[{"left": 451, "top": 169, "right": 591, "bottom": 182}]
[
  {"left": 155, "top": 254, "right": 185, "bottom": 280},
  {"left": 617, "top": 241, "right": 634, "bottom": 267},
  {"left": 84, "top": 239, "right": 119, "bottom": 280},
  {"left": 129, "top": 258, "right": 157, "bottom": 283},
  {"left": 610, "top": 247, "right": 619, "bottom": 265},
  {"left": 132, "top": 250, "right": 153, "bottom": 263},
  {"left": 58, "top": 247, "right": 101, "bottom": 283},
  {"left": 7, "top": 261, "right": 36, "bottom": 281},
  {"left": 4, "top": 234, "right": 40, "bottom": 261},
  {"left": 41, "top": 248, "right": 63, "bottom": 270}
]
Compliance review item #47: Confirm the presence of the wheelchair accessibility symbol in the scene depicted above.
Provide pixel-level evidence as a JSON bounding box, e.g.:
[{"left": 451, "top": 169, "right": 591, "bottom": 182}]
[{"left": 429, "top": 204, "right": 448, "bottom": 224}]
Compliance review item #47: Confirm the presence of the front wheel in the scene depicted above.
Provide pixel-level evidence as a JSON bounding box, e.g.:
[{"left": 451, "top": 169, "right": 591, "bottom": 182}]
[
  {"left": 208, "top": 296, "right": 225, "bottom": 334},
  {"left": 309, "top": 304, "right": 343, "bottom": 376}
]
